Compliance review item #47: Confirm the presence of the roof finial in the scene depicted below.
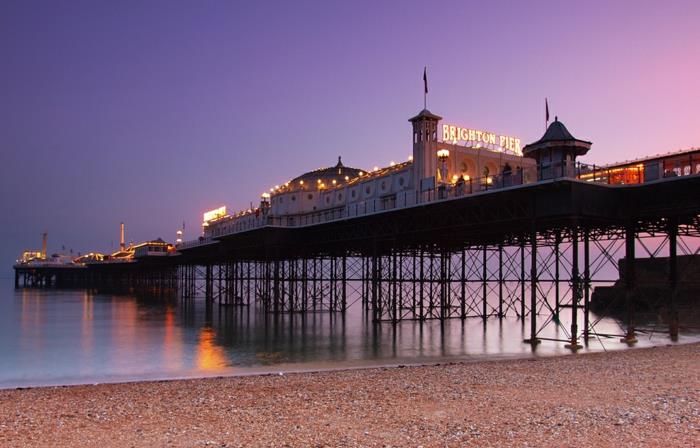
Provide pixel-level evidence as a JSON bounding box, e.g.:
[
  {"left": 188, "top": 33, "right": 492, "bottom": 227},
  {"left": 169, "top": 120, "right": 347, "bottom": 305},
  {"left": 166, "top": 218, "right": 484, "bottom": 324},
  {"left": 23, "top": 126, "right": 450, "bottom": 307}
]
[
  {"left": 337, "top": 156, "right": 342, "bottom": 167},
  {"left": 555, "top": 116, "right": 558, "bottom": 122}
]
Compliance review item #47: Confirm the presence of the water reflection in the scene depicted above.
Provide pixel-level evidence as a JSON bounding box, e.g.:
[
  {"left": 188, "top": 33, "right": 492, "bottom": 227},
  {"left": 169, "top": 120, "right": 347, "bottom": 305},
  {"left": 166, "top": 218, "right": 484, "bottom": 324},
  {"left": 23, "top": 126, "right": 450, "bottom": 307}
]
[
  {"left": 196, "top": 327, "right": 229, "bottom": 371},
  {"left": 0, "top": 281, "right": 697, "bottom": 389}
]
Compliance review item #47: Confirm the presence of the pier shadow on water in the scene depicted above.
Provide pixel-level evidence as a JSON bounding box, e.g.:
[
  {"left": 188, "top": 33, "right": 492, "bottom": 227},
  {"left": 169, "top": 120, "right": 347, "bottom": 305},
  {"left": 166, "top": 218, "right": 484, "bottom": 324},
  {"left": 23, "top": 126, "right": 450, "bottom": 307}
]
[{"left": 1, "top": 279, "right": 697, "bottom": 389}]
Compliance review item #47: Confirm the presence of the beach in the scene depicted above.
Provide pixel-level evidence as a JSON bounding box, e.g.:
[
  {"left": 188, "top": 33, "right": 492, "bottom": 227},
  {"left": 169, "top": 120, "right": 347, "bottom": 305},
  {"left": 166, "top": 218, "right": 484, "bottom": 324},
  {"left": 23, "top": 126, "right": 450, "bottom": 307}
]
[{"left": 0, "top": 343, "right": 697, "bottom": 447}]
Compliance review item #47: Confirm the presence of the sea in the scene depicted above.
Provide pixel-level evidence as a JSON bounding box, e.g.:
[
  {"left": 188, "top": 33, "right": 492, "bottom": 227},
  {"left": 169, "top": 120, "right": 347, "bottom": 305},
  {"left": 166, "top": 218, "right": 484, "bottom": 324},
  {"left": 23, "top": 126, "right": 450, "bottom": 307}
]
[{"left": 0, "top": 277, "right": 695, "bottom": 389}]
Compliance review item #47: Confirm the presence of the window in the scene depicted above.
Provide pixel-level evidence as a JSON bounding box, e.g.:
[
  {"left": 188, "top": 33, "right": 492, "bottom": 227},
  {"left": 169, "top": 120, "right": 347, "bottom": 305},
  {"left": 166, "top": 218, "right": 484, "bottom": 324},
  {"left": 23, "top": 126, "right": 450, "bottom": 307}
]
[
  {"left": 291, "top": 195, "right": 296, "bottom": 201},
  {"left": 351, "top": 190, "right": 356, "bottom": 198},
  {"left": 381, "top": 181, "right": 386, "bottom": 190},
  {"left": 337, "top": 194, "right": 343, "bottom": 201},
  {"left": 398, "top": 176, "right": 404, "bottom": 186},
  {"left": 308, "top": 193, "right": 314, "bottom": 200}
]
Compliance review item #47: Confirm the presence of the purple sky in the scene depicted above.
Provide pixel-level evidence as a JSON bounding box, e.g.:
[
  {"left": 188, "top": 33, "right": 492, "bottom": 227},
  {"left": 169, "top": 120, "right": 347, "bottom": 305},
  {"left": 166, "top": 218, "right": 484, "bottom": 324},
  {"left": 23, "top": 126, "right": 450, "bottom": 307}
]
[{"left": 2, "top": 0, "right": 699, "bottom": 269}]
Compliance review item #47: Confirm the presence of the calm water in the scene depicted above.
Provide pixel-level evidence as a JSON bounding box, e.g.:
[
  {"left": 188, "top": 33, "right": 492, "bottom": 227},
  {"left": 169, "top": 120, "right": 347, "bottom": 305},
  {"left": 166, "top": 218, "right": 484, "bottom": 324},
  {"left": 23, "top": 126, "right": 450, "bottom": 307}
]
[{"left": 0, "top": 277, "right": 695, "bottom": 389}]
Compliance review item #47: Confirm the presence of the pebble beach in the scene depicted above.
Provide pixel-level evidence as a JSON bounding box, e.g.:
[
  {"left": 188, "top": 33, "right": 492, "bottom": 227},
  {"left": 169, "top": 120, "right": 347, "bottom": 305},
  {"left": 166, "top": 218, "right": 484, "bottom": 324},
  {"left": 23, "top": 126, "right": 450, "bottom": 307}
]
[{"left": 0, "top": 343, "right": 698, "bottom": 447}]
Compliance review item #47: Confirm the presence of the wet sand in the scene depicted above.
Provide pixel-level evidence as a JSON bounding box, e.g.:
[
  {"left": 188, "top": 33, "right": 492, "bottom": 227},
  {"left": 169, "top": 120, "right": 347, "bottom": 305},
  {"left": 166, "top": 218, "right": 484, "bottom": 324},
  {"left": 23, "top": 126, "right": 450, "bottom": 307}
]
[{"left": 0, "top": 343, "right": 698, "bottom": 447}]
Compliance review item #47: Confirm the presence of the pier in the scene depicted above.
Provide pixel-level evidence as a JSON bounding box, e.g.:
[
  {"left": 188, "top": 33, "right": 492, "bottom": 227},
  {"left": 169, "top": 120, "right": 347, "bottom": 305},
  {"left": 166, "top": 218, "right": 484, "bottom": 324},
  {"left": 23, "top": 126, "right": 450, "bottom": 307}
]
[
  {"left": 13, "top": 113, "right": 700, "bottom": 349},
  {"left": 175, "top": 174, "right": 700, "bottom": 346}
]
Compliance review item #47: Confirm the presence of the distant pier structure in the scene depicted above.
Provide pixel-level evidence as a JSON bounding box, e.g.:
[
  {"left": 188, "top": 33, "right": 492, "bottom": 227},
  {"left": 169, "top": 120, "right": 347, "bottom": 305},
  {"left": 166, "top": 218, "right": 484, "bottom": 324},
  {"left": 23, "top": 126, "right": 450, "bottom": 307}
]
[{"left": 14, "top": 107, "right": 700, "bottom": 348}]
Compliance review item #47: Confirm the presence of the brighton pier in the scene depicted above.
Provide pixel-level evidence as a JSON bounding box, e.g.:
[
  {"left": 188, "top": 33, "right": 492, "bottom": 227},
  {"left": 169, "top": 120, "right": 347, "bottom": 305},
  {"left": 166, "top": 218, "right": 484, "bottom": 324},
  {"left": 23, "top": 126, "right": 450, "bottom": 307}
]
[{"left": 14, "top": 106, "right": 700, "bottom": 349}]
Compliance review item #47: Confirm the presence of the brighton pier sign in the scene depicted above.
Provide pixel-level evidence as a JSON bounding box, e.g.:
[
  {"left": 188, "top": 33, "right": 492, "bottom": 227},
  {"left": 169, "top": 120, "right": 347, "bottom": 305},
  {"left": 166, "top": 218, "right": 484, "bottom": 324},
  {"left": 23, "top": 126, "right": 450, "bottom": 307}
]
[{"left": 442, "top": 124, "right": 522, "bottom": 156}]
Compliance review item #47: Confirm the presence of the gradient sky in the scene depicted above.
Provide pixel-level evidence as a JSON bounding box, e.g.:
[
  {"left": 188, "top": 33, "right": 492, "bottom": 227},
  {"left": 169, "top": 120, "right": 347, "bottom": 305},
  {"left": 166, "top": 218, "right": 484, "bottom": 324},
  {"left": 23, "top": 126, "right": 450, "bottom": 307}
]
[{"left": 1, "top": 0, "right": 699, "bottom": 270}]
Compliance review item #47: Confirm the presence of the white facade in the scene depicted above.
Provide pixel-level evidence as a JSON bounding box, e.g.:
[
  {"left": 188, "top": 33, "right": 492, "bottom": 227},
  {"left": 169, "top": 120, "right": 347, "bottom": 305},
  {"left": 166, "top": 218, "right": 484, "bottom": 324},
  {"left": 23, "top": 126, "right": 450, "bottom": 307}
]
[{"left": 194, "top": 108, "right": 537, "bottom": 244}]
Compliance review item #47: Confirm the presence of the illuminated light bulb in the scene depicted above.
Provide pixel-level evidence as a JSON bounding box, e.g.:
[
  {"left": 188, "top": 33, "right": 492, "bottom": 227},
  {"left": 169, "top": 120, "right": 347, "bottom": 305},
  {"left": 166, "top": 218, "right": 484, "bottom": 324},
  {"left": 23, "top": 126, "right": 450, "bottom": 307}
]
[
  {"left": 452, "top": 174, "right": 459, "bottom": 182},
  {"left": 359, "top": 171, "right": 364, "bottom": 176},
  {"left": 299, "top": 180, "right": 304, "bottom": 185},
  {"left": 317, "top": 179, "right": 321, "bottom": 183},
  {"left": 462, "top": 174, "right": 470, "bottom": 181},
  {"left": 332, "top": 179, "right": 337, "bottom": 185},
  {"left": 408, "top": 155, "right": 413, "bottom": 161},
  {"left": 269, "top": 188, "right": 274, "bottom": 192},
  {"left": 437, "top": 149, "right": 450, "bottom": 160},
  {"left": 373, "top": 166, "right": 379, "bottom": 172},
  {"left": 344, "top": 176, "right": 349, "bottom": 181},
  {"left": 274, "top": 185, "right": 279, "bottom": 190},
  {"left": 390, "top": 161, "right": 395, "bottom": 167}
]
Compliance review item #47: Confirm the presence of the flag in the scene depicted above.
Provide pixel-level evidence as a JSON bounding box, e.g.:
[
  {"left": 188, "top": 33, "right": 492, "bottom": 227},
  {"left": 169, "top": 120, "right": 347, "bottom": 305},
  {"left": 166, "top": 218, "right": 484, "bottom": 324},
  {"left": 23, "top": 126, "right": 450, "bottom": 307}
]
[
  {"left": 423, "top": 67, "right": 428, "bottom": 94},
  {"left": 545, "top": 98, "right": 550, "bottom": 123}
]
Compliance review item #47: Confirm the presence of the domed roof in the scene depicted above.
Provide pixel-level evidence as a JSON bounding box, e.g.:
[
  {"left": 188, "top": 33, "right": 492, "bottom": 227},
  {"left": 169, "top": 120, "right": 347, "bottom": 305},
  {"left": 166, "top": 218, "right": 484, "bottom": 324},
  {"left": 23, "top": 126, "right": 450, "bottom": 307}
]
[
  {"left": 523, "top": 117, "right": 592, "bottom": 156},
  {"left": 539, "top": 118, "right": 575, "bottom": 142},
  {"left": 289, "top": 157, "right": 366, "bottom": 186}
]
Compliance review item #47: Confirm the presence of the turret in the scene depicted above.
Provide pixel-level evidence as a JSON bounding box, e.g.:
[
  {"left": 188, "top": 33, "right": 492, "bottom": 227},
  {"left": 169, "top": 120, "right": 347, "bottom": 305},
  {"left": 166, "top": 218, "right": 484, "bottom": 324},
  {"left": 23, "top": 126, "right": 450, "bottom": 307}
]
[
  {"left": 522, "top": 117, "right": 591, "bottom": 180},
  {"left": 409, "top": 108, "right": 442, "bottom": 190}
]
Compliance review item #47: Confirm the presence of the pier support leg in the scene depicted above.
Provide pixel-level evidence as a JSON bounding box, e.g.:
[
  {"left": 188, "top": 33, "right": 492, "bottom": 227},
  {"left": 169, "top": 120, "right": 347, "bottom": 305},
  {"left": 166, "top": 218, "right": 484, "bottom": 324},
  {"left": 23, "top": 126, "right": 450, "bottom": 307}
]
[
  {"left": 622, "top": 222, "right": 638, "bottom": 344},
  {"left": 440, "top": 249, "right": 448, "bottom": 321},
  {"left": 498, "top": 244, "right": 504, "bottom": 318},
  {"left": 392, "top": 250, "right": 398, "bottom": 323},
  {"left": 341, "top": 254, "right": 347, "bottom": 312},
  {"left": 371, "top": 250, "right": 378, "bottom": 322},
  {"left": 419, "top": 249, "right": 425, "bottom": 321},
  {"left": 668, "top": 218, "right": 679, "bottom": 341},
  {"left": 525, "top": 229, "right": 540, "bottom": 345},
  {"left": 583, "top": 229, "right": 590, "bottom": 342},
  {"left": 520, "top": 241, "right": 525, "bottom": 320},
  {"left": 566, "top": 226, "right": 582, "bottom": 350},
  {"left": 205, "top": 264, "right": 213, "bottom": 302},
  {"left": 482, "top": 245, "right": 488, "bottom": 320},
  {"left": 554, "top": 231, "right": 560, "bottom": 323},
  {"left": 460, "top": 248, "right": 466, "bottom": 319}
]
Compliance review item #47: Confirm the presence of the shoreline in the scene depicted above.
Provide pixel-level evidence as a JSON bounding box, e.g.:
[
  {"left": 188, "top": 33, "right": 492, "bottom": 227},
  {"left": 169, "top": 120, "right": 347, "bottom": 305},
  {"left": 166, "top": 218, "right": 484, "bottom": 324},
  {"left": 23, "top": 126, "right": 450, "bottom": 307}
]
[
  {"left": 4, "top": 336, "right": 697, "bottom": 392},
  {"left": 1, "top": 342, "right": 698, "bottom": 447}
]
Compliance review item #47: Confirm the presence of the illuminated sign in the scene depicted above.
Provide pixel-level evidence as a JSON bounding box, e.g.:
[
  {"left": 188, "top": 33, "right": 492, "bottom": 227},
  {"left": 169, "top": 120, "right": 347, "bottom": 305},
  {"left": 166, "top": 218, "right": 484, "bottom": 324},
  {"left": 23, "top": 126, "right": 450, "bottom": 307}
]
[
  {"left": 442, "top": 124, "right": 522, "bottom": 156},
  {"left": 203, "top": 206, "right": 227, "bottom": 223}
]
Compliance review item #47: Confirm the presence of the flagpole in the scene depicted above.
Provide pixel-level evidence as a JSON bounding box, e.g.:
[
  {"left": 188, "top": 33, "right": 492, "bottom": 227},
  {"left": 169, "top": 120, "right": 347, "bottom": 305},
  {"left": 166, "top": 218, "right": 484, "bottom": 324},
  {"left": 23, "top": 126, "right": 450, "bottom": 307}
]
[{"left": 423, "top": 66, "right": 428, "bottom": 110}]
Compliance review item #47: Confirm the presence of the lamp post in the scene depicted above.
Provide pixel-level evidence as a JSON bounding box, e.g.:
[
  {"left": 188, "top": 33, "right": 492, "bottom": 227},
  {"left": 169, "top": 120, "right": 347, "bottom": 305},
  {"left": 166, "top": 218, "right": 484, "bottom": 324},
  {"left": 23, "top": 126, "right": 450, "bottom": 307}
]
[
  {"left": 437, "top": 149, "right": 450, "bottom": 183},
  {"left": 437, "top": 149, "right": 450, "bottom": 199}
]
